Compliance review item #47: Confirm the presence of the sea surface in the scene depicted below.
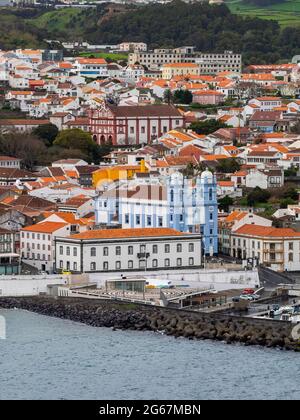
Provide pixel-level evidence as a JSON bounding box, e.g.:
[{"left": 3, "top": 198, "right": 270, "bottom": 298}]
[{"left": 0, "top": 309, "right": 299, "bottom": 400}]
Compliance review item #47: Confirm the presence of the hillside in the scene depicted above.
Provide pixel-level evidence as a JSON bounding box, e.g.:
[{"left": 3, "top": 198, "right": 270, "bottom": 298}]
[
  {"left": 0, "top": 2, "right": 300, "bottom": 63},
  {"left": 226, "top": 0, "right": 300, "bottom": 27}
]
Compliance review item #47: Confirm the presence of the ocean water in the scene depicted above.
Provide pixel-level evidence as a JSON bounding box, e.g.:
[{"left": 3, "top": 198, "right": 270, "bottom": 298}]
[{"left": 0, "top": 309, "right": 299, "bottom": 400}]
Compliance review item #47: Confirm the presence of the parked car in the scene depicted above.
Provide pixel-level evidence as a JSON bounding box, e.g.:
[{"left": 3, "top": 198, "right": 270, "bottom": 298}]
[{"left": 242, "top": 288, "right": 255, "bottom": 295}]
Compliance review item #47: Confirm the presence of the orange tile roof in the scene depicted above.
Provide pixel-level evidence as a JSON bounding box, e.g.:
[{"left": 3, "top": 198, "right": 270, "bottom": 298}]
[
  {"left": 226, "top": 210, "right": 248, "bottom": 223},
  {"left": 78, "top": 58, "right": 107, "bottom": 65},
  {"left": 43, "top": 211, "right": 86, "bottom": 225},
  {"left": 65, "top": 170, "right": 78, "bottom": 178},
  {"left": 203, "top": 154, "right": 228, "bottom": 161},
  {"left": 218, "top": 181, "right": 234, "bottom": 187},
  {"left": 234, "top": 224, "right": 300, "bottom": 238},
  {"left": 163, "top": 63, "right": 198, "bottom": 68},
  {"left": 256, "top": 96, "right": 282, "bottom": 101},
  {"left": 22, "top": 222, "right": 67, "bottom": 233},
  {"left": 232, "top": 170, "right": 247, "bottom": 177},
  {"left": 67, "top": 228, "right": 187, "bottom": 240}
]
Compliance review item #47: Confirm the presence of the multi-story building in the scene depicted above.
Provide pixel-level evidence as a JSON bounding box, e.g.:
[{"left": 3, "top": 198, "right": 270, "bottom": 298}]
[
  {"left": 162, "top": 63, "right": 200, "bottom": 80},
  {"left": 0, "top": 156, "right": 21, "bottom": 169},
  {"left": 89, "top": 103, "right": 184, "bottom": 146},
  {"left": 0, "top": 227, "right": 20, "bottom": 275},
  {"left": 55, "top": 228, "right": 202, "bottom": 273},
  {"left": 218, "top": 210, "right": 272, "bottom": 255},
  {"left": 119, "top": 42, "right": 147, "bottom": 52},
  {"left": 230, "top": 224, "right": 300, "bottom": 271},
  {"left": 95, "top": 170, "right": 218, "bottom": 255},
  {"left": 75, "top": 58, "right": 108, "bottom": 78},
  {"left": 128, "top": 49, "right": 242, "bottom": 74},
  {"left": 20, "top": 221, "right": 70, "bottom": 273}
]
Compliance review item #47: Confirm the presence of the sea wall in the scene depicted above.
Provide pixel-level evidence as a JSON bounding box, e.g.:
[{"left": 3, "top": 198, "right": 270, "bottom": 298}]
[{"left": 0, "top": 296, "right": 299, "bottom": 351}]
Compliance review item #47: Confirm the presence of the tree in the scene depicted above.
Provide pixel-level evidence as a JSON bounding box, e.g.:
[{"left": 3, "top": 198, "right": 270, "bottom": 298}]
[
  {"left": 33, "top": 123, "right": 59, "bottom": 146},
  {"left": 219, "top": 195, "right": 233, "bottom": 212},
  {"left": 247, "top": 187, "right": 271, "bottom": 206},
  {"left": 0, "top": 131, "right": 47, "bottom": 170},
  {"left": 189, "top": 119, "right": 229, "bottom": 135},
  {"left": 163, "top": 89, "right": 173, "bottom": 104},
  {"left": 53, "top": 129, "right": 97, "bottom": 162},
  {"left": 173, "top": 89, "right": 193, "bottom": 105},
  {"left": 217, "top": 158, "right": 241, "bottom": 174}
]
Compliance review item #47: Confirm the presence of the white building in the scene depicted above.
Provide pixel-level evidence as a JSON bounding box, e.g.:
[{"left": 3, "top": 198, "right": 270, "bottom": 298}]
[
  {"left": 231, "top": 224, "right": 300, "bottom": 271},
  {"left": 55, "top": 228, "right": 202, "bottom": 273},
  {"left": 21, "top": 221, "right": 71, "bottom": 273}
]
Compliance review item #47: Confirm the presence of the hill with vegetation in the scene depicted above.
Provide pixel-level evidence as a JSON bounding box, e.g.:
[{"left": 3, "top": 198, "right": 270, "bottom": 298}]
[
  {"left": 226, "top": 0, "right": 300, "bottom": 27},
  {"left": 1, "top": 2, "right": 300, "bottom": 63}
]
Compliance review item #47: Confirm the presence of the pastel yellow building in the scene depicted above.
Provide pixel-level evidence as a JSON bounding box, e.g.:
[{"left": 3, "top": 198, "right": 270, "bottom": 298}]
[
  {"left": 92, "top": 160, "right": 147, "bottom": 189},
  {"left": 162, "top": 63, "right": 200, "bottom": 80}
]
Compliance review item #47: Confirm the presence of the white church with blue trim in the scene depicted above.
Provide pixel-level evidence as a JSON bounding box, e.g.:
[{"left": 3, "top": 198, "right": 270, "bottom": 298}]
[{"left": 94, "top": 170, "right": 218, "bottom": 255}]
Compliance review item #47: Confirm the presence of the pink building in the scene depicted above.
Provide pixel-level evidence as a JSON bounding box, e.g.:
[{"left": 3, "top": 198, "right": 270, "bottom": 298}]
[{"left": 192, "top": 90, "right": 225, "bottom": 105}]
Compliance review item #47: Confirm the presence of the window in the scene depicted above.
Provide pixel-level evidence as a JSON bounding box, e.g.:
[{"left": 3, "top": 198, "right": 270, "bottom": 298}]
[
  {"left": 73, "top": 248, "right": 77, "bottom": 257},
  {"left": 164, "top": 258, "right": 170, "bottom": 267},
  {"left": 152, "top": 259, "right": 158, "bottom": 268},
  {"left": 165, "top": 244, "right": 170, "bottom": 253},
  {"left": 210, "top": 213, "right": 213, "bottom": 220},
  {"left": 103, "top": 247, "right": 108, "bottom": 256},
  {"left": 189, "top": 257, "right": 194, "bottom": 266},
  {"left": 141, "top": 126, "right": 145, "bottom": 134},
  {"left": 147, "top": 216, "right": 152, "bottom": 226},
  {"left": 177, "top": 258, "right": 182, "bottom": 267},
  {"left": 103, "top": 262, "right": 108, "bottom": 271},
  {"left": 116, "top": 261, "right": 121, "bottom": 270},
  {"left": 125, "top": 214, "right": 129, "bottom": 224},
  {"left": 189, "top": 243, "right": 194, "bottom": 252},
  {"left": 289, "top": 253, "right": 293, "bottom": 262},
  {"left": 177, "top": 244, "right": 182, "bottom": 253},
  {"left": 73, "top": 262, "right": 77, "bottom": 271},
  {"left": 59, "top": 246, "right": 63, "bottom": 255},
  {"left": 158, "top": 217, "right": 163, "bottom": 227},
  {"left": 91, "top": 247, "right": 96, "bottom": 257},
  {"left": 136, "top": 215, "right": 141, "bottom": 225},
  {"left": 153, "top": 245, "right": 158, "bottom": 254},
  {"left": 128, "top": 260, "right": 133, "bottom": 269},
  {"left": 116, "top": 246, "right": 121, "bottom": 256},
  {"left": 59, "top": 260, "right": 63, "bottom": 268},
  {"left": 66, "top": 247, "right": 70, "bottom": 256},
  {"left": 90, "top": 262, "right": 96, "bottom": 271},
  {"left": 289, "top": 242, "right": 293, "bottom": 251}
]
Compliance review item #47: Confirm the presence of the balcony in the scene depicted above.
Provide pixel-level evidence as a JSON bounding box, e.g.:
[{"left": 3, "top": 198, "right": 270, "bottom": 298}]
[{"left": 137, "top": 252, "right": 150, "bottom": 259}]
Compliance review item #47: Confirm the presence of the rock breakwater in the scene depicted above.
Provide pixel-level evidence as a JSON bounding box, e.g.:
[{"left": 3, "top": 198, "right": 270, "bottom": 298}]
[{"left": 0, "top": 296, "right": 299, "bottom": 351}]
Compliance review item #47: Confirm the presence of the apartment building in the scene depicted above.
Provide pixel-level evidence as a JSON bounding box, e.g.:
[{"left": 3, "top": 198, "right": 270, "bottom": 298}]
[
  {"left": 162, "top": 63, "right": 200, "bottom": 79},
  {"left": 0, "top": 156, "right": 21, "bottom": 169},
  {"left": 128, "top": 49, "right": 242, "bottom": 74},
  {"left": 55, "top": 228, "right": 202, "bottom": 273},
  {"left": 0, "top": 227, "right": 20, "bottom": 275},
  {"left": 20, "top": 221, "right": 70, "bottom": 273},
  {"left": 119, "top": 42, "right": 147, "bottom": 52},
  {"left": 230, "top": 224, "right": 300, "bottom": 272}
]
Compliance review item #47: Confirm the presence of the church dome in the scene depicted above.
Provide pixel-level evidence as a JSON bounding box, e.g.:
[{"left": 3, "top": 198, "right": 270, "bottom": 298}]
[
  {"left": 170, "top": 171, "right": 184, "bottom": 185},
  {"left": 201, "top": 169, "right": 213, "bottom": 183}
]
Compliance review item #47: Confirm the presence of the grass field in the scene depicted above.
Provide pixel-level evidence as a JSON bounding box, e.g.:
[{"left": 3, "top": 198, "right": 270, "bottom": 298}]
[
  {"left": 28, "top": 8, "right": 88, "bottom": 37},
  {"left": 226, "top": 0, "right": 300, "bottom": 26},
  {"left": 79, "top": 52, "right": 128, "bottom": 61}
]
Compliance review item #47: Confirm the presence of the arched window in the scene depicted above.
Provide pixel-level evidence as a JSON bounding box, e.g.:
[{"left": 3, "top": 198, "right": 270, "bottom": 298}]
[{"left": 90, "top": 247, "right": 96, "bottom": 257}]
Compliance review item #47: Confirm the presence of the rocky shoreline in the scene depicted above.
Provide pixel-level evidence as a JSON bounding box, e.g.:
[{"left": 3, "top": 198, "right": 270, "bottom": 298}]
[{"left": 0, "top": 296, "right": 299, "bottom": 351}]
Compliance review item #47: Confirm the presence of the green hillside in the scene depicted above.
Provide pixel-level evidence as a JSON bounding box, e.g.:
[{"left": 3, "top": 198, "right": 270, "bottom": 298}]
[{"left": 226, "top": 0, "right": 300, "bottom": 27}]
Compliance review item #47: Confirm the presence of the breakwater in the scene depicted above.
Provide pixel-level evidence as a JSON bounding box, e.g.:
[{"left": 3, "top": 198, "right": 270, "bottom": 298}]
[{"left": 0, "top": 297, "right": 299, "bottom": 351}]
